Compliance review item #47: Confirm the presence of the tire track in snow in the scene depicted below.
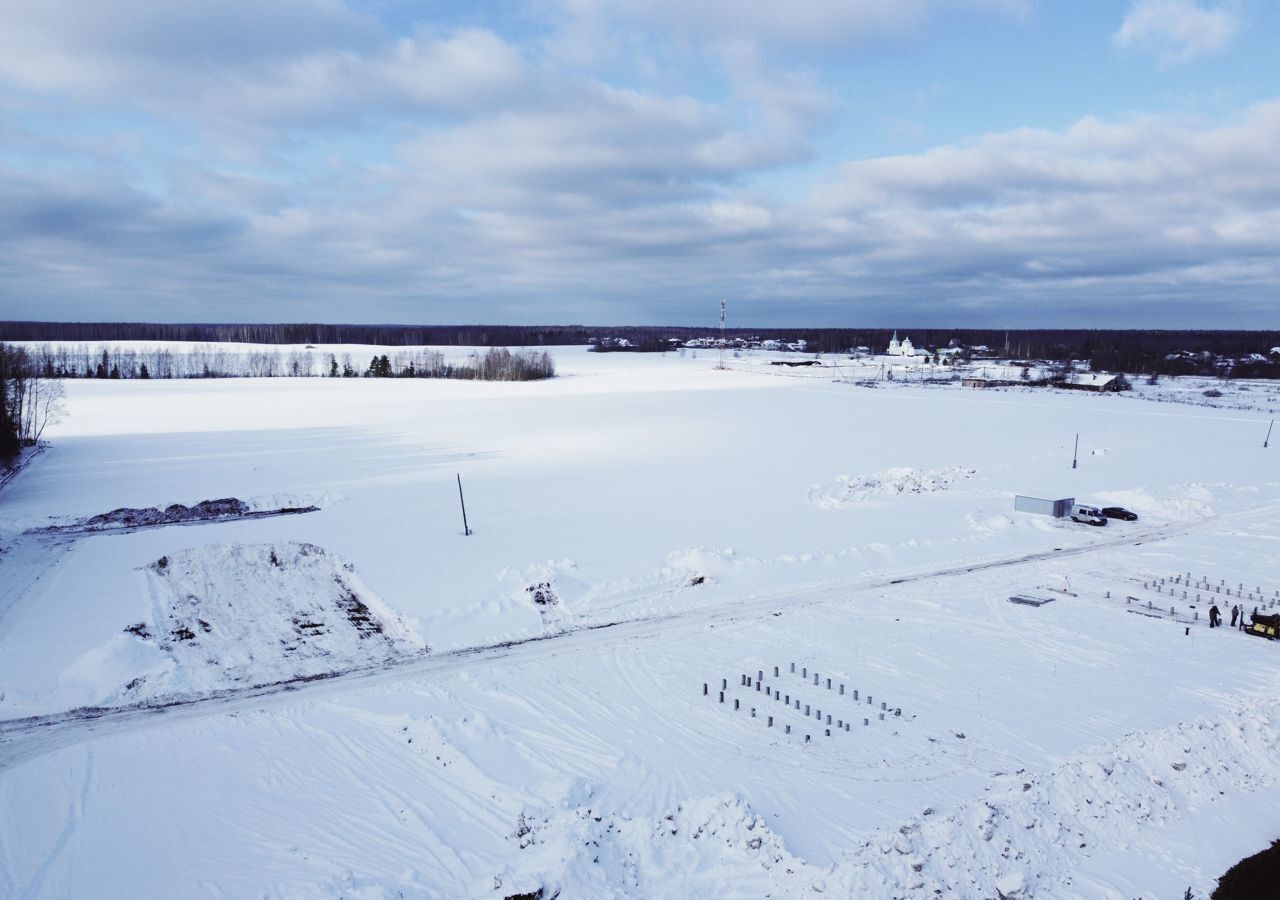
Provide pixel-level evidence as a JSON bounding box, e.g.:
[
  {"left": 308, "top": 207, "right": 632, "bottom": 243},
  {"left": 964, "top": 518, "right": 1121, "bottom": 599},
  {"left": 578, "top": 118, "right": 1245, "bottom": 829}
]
[
  {"left": 13, "top": 747, "right": 93, "bottom": 900},
  {"left": 3, "top": 499, "right": 1280, "bottom": 773}
]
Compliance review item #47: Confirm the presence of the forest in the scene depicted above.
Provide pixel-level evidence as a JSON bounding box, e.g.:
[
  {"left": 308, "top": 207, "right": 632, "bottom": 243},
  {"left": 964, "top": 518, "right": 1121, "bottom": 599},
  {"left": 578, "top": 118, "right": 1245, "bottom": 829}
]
[
  {"left": 1, "top": 322, "right": 1277, "bottom": 378},
  {"left": 2, "top": 343, "right": 555, "bottom": 383}
]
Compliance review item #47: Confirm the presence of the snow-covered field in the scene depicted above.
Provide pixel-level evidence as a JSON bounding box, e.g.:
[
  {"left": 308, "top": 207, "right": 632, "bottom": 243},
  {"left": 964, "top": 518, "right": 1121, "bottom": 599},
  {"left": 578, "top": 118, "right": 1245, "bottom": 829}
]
[{"left": 2, "top": 346, "right": 1279, "bottom": 898}]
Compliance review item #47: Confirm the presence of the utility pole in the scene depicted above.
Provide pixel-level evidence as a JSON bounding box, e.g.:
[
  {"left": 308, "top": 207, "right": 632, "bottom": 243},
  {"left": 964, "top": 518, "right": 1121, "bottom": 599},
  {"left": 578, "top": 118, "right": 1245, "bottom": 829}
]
[
  {"left": 1072, "top": 433, "right": 1079, "bottom": 470},
  {"left": 1266, "top": 419, "right": 1274, "bottom": 449},
  {"left": 716, "top": 299, "right": 727, "bottom": 370},
  {"left": 457, "top": 473, "right": 472, "bottom": 536}
]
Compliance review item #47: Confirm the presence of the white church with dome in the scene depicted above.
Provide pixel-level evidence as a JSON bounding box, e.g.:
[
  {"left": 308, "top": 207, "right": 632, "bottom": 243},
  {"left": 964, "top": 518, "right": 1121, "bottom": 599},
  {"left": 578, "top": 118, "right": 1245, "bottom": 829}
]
[{"left": 886, "top": 332, "right": 918, "bottom": 357}]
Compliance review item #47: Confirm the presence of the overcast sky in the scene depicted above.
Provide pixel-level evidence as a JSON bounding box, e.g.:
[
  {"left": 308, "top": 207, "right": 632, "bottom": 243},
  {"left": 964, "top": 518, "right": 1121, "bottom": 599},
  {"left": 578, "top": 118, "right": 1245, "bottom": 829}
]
[{"left": 1, "top": 0, "right": 1278, "bottom": 327}]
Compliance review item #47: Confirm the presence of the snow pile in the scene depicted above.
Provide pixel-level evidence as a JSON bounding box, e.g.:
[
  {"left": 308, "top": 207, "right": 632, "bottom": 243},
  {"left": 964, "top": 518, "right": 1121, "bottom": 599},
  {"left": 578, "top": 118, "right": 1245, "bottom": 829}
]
[
  {"left": 498, "top": 795, "right": 825, "bottom": 899},
  {"left": 497, "top": 559, "right": 595, "bottom": 629},
  {"left": 124, "top": 542, "right": 425, "bottom": 696},
  {"left": 491, "top": 707, "right": 1280, "bottom": 898},
  {"left": 811, "top": 466, "right": 976, "bottom": 508},
  {"left": 246, "top": 491, "right": 338, "bottom": 513},
  {"left": 660, "top": 546, "right": 742, "bottom": 586},
  {"left": 842, "top": 706, "right": 1280, "bottom": 897}
]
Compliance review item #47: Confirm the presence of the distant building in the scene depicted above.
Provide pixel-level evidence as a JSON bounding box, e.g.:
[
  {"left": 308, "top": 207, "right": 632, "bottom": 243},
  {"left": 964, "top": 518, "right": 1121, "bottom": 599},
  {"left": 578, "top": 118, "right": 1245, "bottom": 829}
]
[
  {"left": 886, "top": 332, "right": 915, "bottom": 357},
  {"left": 1059, "top": 373, "right": 1126, "bottom": 392}
]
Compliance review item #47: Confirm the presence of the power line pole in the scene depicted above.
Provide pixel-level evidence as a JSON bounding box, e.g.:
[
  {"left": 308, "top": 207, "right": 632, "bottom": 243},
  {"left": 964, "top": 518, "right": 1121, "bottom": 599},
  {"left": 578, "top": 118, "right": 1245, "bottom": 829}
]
[
  {"left": 456, "top": 473, "right": 472, "bottom": 536},
  {"left": 1072, "top": 433, "right": 1079, "bottom": 470},
  {"left": 1266, "top": 419, "right": 1274, "bottom": 449}
]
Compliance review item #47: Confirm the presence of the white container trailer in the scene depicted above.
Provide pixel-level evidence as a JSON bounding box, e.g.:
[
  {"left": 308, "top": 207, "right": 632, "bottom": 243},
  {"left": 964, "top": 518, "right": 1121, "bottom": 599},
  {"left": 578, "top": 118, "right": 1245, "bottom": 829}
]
[{"left": 1014, "top": 495, "right": 1074, "bottom": 518}]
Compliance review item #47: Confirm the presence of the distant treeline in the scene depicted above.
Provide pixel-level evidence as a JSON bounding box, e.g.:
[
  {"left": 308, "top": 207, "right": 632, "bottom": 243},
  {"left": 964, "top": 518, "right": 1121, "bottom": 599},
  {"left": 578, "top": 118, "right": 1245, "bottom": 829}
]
[
  {"left": 17, "top": 344, "right": 554, "bottom": 382},
  {"left": 2, "top": 322, "right": 1278, "bottom": 377},
  {"left": 0, "top": 321, "right": 589, "bottom": 347}
]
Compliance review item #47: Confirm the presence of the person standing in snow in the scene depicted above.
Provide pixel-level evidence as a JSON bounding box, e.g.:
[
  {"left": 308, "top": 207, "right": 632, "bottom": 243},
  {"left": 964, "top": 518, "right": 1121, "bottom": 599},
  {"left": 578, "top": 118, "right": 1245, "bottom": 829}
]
[
  {"left": 1231, "top": 605, "right": 1239, "bottom": 627},
  {"left": 1210, "top": 604, "right": 1221, "bottom": 628}
]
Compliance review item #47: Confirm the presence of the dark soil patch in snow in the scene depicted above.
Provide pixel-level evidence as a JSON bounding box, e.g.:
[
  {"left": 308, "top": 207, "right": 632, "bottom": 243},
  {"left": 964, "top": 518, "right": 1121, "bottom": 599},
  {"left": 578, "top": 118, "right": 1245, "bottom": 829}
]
[
  {"left": 33, "top": 498, "right": 319, "bottom": 535},
  {"left": 334, "top": 580, "right": 384, "bottom": 636},
  {"left": 526, "top": 582, "right": 559, "bottom": 607},
  {"left": 1214, "top": 839, "right": 1280, "bottom": 899}
]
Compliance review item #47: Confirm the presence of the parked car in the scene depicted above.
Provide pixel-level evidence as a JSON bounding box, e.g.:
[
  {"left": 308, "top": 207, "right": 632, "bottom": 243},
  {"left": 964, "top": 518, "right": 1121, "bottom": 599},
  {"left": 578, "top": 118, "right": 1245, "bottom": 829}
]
[
  {"left": 1101, "top": 506, "right": 1138, "bottom": 521},
  {"left": 1070, "top": 504, "right": 1107, "bottom": 526}
]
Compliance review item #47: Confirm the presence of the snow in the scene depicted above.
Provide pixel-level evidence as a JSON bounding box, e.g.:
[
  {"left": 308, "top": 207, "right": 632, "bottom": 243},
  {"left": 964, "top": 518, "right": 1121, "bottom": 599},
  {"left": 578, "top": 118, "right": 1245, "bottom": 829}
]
[
  {"left": 2, "top": 345, "right": 1280, "bottom": 897},
  {"left": 809, "top": 466, "right": 977, "bottom": 507},
  {"left": 135, "top": 541, "right": 425, "bottom": 695}
]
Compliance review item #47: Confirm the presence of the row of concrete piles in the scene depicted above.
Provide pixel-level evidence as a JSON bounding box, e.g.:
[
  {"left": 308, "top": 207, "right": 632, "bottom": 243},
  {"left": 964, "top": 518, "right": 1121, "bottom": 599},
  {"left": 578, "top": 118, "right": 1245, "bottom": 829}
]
[{"left": 703, "top": 662, "right": 903, "bottom": 742}]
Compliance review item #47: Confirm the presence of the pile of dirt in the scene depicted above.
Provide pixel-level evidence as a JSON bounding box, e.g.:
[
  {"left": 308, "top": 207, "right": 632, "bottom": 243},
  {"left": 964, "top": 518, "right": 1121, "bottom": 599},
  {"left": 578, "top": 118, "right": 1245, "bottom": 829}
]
[
  {"left": 86, "top": 498, "right": 250, "bottom": 528},
  {"left": 36, "top": 498, "right": 318, "bottom": 534},
  {"left": 527, "top": 582, "right": 559, "bottom": 607}
]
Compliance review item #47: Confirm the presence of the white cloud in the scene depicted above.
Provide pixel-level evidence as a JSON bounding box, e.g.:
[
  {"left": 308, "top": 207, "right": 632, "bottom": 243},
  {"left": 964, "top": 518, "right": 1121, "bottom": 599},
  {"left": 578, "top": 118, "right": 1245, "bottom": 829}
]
[
  {"left": 5, "top": 98, "right": 1279, "bottom": 325},
  {"left": 1113, "top": 0, "right": 1240, "bottom": 65},
  {"left": 200, "top": 29, "right": 531, "bottom": 128},
  {"left": 801, "top": 101, "right": 1280, "bottom": 304},
  {"left": 559, "top": 0, "right": 1025, "bottom": 51},
  {"left": 0, "top": 2, "right": 529, "bottom": 134},
  {"left": 0, "top": 0, "right": 1274, "bottom": 326},
  {"left": 0, "top": 0, "right": 381, "bottom": 95}
]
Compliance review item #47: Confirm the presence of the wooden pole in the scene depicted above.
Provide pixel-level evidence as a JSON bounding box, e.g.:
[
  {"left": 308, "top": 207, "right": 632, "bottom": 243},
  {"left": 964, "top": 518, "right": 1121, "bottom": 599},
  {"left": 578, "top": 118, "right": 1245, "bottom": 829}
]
[
  {"left": 457, "top": 473, "right": 472, "bottom": 535},
  {"left": 1072, "top": 433, "right": 1079, "bottom": 469},
  {"left": 1265, "top": 419, "right": 1274, "bottom": 449}
]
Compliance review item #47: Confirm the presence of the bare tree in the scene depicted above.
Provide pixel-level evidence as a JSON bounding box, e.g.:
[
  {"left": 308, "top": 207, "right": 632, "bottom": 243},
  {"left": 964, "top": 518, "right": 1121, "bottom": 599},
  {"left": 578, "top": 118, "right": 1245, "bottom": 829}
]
[{"left": 27, "top": 378, "right": 67, "bottom": 443}]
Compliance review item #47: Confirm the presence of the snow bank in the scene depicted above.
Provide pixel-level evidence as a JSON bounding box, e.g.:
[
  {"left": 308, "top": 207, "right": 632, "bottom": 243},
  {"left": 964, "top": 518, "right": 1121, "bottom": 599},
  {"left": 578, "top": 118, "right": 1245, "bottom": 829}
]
[
  {"left": 246, "top": 491, "right": 339, "bottom": 513},
  {"left": 661, "top": 546, "right": 741, "bottom": 585},
  {"left": 489, "top": 706, "right": 1280, "bottom": 898},
  {"left": 498, "top": 795, "right": 824, "bottom": 899},
  {"left": 837, "top": 705, "right": 1280, "bottom": 898},
  {"left": 810, "top": 466, "right": 977, "bottom": 508},
  {"left": 495, "top": 559, "right": 595, "bottom": 629}
]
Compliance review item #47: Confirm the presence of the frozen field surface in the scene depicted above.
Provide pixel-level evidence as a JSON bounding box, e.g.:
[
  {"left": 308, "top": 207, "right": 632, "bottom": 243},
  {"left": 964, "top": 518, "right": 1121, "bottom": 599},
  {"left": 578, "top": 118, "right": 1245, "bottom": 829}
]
[{"left": 2, "top": 346, "right": 1279, "bottom": 898}]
